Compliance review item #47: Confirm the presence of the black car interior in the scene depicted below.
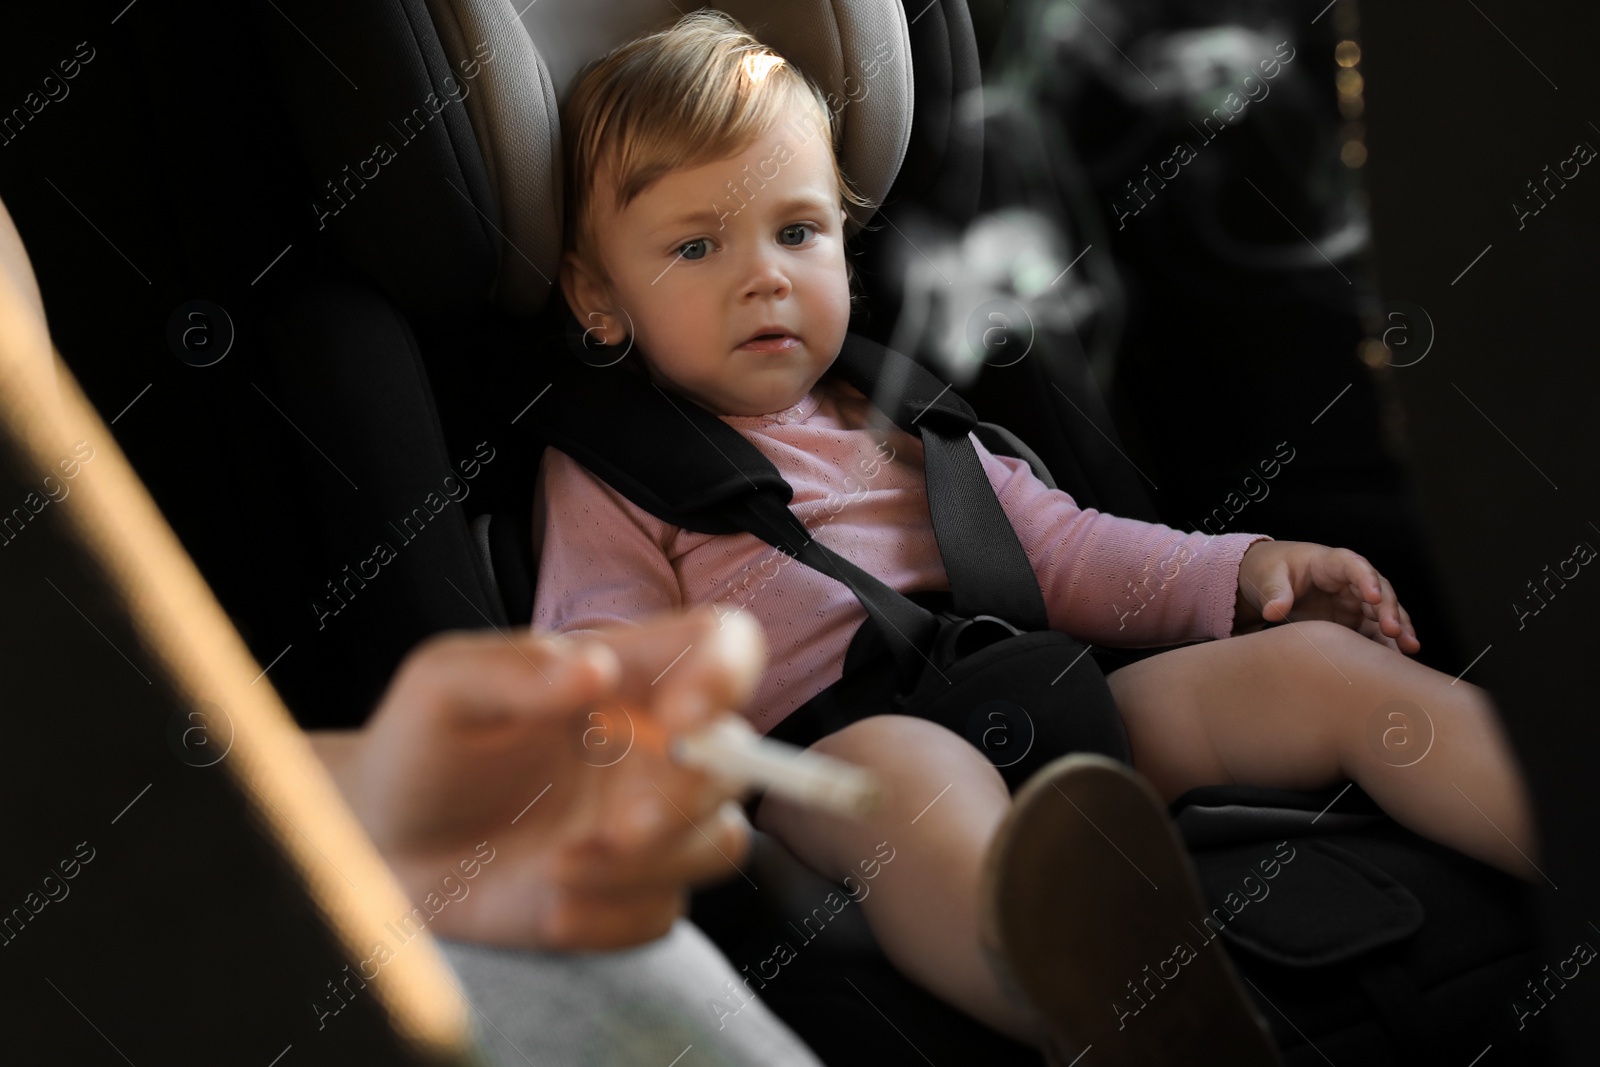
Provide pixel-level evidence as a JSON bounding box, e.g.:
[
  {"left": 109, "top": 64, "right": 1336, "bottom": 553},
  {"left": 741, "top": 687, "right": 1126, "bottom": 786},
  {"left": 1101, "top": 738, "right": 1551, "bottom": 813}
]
[{"left": 0, "top": 0, "right": 1568, "bottom": 1062}]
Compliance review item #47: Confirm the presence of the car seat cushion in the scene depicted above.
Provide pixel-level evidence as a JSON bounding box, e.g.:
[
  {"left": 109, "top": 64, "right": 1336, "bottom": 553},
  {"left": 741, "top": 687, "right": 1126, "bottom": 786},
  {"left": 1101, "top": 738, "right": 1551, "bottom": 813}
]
[{"left": 1191, "top": 838, "right": 1426, "bottom": 969}]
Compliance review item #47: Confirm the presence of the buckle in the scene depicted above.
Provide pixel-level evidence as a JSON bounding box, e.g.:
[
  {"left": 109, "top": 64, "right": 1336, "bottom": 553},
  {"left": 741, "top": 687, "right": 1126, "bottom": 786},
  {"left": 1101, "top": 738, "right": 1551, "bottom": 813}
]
[{"left": 935, "top": 613, "right": 1026, "bottom": 663}]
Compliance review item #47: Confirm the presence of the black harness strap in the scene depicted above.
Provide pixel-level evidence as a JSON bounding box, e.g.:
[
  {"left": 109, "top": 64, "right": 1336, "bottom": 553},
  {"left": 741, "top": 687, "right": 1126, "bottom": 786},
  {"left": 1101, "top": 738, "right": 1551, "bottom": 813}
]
[
  {"left": 533, "top": 328, "right": 1131, "bottom": 787},
  {"left": 533, "top": 331, "right": 1050, "bottom": 693},
  {"left": 723, "top": 492, "right": 940, "bottom": 697},
  {"left": 829, "top": 333, "right": 1050, "bottom": 633}
]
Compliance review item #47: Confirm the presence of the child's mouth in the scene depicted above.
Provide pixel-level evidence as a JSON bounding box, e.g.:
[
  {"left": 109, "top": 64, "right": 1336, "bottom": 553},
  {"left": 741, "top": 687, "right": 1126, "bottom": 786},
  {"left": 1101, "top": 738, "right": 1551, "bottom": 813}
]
[{"left": 737, "top": 332, "right": 800, "bottom": 353}]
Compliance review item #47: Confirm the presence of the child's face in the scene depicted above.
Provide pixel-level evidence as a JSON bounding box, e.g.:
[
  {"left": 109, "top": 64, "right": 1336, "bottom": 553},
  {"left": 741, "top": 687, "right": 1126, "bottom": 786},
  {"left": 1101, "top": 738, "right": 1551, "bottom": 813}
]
[{"left": 566, "top": 115, "right": 852, "bottom": 417}]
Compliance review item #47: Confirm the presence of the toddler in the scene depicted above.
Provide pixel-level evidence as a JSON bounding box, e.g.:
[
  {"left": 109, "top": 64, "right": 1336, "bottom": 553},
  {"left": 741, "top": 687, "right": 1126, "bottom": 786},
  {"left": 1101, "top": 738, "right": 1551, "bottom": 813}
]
[{"left": 532, "top": 9, "right": 1537, "bottom": 1059}]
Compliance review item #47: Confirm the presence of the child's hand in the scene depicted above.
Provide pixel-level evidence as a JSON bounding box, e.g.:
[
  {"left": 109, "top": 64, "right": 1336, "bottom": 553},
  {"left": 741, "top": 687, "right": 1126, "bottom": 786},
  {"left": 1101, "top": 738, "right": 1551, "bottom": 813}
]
[{"left": 1233, "top": 540, "right": 1421, "bottom": 654}]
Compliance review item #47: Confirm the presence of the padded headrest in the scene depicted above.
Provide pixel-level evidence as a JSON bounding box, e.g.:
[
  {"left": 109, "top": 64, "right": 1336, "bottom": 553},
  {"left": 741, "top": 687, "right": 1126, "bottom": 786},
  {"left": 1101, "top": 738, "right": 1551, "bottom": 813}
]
[
  {"left": 440, "top": 0, "right": 914, "bottom": 315},
  {"left": 263, "top": 0, "right": 912, "bottom": 320}
]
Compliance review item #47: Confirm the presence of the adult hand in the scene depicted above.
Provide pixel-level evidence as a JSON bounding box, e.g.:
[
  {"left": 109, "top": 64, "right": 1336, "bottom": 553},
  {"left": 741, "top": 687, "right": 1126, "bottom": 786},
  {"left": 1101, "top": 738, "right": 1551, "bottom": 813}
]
[
  {"left": 313, "top": 605, "right": 767, "bottom": 951},
  {"left": 1232, "top": 540, "right": 1421, "bottom": 653}
]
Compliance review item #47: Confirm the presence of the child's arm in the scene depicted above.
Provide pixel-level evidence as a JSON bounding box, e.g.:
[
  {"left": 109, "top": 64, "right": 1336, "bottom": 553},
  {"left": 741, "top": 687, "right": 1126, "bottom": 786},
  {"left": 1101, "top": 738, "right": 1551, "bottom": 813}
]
[
  {"left": 531, "top": 447, "right": 684, "bottom": 637},
  {"left": 970, "top": 438, "right": 1272, "bottom": 647}
]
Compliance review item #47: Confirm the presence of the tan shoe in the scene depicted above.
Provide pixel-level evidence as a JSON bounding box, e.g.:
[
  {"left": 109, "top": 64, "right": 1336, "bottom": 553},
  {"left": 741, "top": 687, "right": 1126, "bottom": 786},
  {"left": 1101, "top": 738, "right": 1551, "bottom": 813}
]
[{"left": 977, "top": 753, "right": 1283, "bottom": 1067}]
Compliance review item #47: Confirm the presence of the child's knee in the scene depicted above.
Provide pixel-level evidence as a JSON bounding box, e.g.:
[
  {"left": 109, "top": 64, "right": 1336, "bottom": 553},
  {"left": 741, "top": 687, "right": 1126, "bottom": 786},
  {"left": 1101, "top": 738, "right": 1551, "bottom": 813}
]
[
  {"left": 810, "top": 713, "right": 943, "bottom": 757},
  {"left": 1263, "top": 618, "right": 1374, "bottom": 662},
  {"left": 812, "top": 714, "right": 1008, "bottom": 806},
  {"left": 813, "top": 714, "right": 961, "bottom": 766}
]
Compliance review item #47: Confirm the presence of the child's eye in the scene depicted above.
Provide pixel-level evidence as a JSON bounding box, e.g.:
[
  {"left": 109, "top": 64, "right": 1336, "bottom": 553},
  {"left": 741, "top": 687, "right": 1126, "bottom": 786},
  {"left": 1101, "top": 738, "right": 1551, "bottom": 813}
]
[
  {"left": 678, "top": 238, "right": 711, "bottom": 260},
  {"left": 778, "top": 223, "right": 814, "bottom": 246}
]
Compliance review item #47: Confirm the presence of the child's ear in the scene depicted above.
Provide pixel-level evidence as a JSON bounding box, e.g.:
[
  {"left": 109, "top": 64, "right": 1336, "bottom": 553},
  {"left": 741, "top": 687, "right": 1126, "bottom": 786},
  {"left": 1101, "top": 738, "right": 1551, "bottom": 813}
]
[{"left": 560, "top": 251, "right": 623, "bottom": 345}]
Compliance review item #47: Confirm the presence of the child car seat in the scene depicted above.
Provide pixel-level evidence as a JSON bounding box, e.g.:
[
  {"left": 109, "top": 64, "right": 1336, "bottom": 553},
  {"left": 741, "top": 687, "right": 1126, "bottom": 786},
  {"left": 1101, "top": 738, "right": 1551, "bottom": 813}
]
[{"left": 233, "top": 0, "right": 1551, "bottom": 1063}]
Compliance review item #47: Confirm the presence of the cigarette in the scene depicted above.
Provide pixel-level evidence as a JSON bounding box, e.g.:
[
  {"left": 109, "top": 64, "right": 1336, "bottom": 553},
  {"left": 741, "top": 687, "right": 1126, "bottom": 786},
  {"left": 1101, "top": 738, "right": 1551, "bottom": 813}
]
[{"left": 670, "top": 715, "right": 886, "bottom": 819}]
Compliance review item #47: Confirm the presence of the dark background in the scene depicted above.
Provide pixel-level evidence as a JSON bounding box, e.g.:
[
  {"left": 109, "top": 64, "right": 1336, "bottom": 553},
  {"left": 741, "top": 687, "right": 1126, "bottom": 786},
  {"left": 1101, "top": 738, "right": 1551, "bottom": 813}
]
[{"left": 1359, "top": 4, "right": 1600, "bottom": 1061}]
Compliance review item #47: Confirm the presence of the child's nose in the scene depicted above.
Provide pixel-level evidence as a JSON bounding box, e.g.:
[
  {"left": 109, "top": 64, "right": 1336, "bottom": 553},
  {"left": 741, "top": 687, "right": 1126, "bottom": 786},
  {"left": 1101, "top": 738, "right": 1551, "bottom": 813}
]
[{"left": 741, "top": 248, "right": 792, "bottom": 299}]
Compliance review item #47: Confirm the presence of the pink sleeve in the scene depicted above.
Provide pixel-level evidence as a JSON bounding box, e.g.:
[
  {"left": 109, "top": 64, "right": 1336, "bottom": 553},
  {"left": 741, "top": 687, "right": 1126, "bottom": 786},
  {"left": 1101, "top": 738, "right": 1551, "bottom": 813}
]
[
  {"left": 529, "top": 447, "right": 683, "bottom": 637},
  {"left": 974, "top": 437, "right": 1273, "bottom": 646}
]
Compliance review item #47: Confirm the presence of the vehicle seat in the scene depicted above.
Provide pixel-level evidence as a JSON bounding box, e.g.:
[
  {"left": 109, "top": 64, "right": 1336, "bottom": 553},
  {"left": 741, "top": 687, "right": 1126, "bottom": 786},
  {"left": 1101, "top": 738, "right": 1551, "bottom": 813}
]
[{"left": 221, "top": 0, "right": 1557, "bottom": 1062}]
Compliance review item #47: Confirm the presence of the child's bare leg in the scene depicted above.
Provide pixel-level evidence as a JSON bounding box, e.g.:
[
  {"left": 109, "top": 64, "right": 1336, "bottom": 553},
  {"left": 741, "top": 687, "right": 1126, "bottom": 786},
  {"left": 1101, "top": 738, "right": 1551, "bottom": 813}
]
[
  {"left": 1105, "top": 620, "right": 1540, "bottom": 879},
  {"left": 753, "top": 714, "right": 1042, "bottom": 1044}
]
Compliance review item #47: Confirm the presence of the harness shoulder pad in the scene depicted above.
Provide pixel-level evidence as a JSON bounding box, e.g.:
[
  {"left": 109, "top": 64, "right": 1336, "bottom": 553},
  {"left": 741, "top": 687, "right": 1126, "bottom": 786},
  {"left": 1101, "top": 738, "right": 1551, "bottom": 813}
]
[{"left": 531, "top": 347, "right": 790, "bottom": 534}]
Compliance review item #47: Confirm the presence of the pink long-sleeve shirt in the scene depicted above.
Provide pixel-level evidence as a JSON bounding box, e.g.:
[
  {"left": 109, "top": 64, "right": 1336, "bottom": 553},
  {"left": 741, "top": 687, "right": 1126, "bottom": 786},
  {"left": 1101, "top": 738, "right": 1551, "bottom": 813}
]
[{"left": 531, "top": 376, "right": 1271, "bottom": 734}]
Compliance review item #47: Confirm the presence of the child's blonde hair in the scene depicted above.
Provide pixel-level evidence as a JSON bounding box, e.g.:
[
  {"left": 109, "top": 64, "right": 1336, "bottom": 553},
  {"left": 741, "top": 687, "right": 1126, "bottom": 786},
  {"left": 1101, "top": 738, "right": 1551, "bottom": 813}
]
[{"left": 561, "top": 8, "right": 873, "bottom": 293}]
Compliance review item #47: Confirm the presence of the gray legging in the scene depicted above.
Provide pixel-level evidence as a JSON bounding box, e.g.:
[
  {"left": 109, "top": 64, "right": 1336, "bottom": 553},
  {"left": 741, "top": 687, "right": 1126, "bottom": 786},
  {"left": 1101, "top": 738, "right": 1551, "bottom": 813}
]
[{"left": 439, "top": 921, "right": 826, "bottom": 1066}]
